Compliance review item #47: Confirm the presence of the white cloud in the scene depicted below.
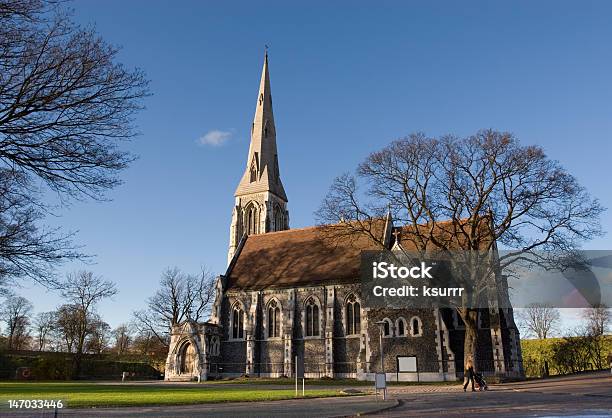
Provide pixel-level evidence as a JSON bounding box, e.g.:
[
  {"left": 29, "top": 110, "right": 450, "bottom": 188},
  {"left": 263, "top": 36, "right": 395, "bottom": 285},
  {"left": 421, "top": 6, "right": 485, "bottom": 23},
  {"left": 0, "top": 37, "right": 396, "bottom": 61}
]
[{"left": 197, "top": 130, "right": 232, "bottom": 147}]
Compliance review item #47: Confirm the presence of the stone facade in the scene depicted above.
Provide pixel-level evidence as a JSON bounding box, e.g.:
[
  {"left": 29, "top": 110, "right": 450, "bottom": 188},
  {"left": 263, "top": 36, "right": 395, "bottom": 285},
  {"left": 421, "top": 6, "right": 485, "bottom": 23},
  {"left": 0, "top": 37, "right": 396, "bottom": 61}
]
[
  {"left": 205, "top": 280, "right": 523, "bottom": 382},
  {"left": 164, "top": 321, "right": 222, "bottom": 381}
]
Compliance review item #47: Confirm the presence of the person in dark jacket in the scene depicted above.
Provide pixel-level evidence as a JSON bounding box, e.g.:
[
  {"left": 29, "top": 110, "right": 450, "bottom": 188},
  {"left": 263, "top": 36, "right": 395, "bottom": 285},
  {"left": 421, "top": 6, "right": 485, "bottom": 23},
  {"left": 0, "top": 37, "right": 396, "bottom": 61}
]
[{"left": 463, "top": 358, "right": 476, "bottom": 392}]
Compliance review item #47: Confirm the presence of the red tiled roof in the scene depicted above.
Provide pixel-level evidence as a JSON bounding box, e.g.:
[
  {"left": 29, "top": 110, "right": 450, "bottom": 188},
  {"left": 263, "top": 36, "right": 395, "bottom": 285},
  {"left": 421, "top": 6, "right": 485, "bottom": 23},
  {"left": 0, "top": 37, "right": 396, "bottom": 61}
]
[
  {"left": 226, "top": 217, "right": 491, "bottom": 290},
  {"left": 225, "top": 223, "right": 386, "bottom": 290}
]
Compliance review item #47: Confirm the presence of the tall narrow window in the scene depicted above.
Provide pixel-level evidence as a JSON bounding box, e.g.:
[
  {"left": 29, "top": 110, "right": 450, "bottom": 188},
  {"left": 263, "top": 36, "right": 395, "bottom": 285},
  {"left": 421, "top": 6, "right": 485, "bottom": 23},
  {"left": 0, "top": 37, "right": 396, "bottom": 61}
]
[
  {"left": 244, "top": 203, "right": 259, "bottom": 235},
  {"left": 249, "top": 155, "right": 258, "bottom": 183},
  {"left": 305, "top": 297, "right": 320, "bottom": 337},
  {"left": 382, "top": 318, "right": 392, "bottom": 337},
  {"left": 232, "top": 305, "right": 244, "bottom": 339},
  {"left": 410, "top": 316, "right": 422, "bottom": 337},
  {"left": 268, "top": 300, "right": 281, "bottom": 338},
  {"left": 346, "top": 295, "right": 360, "bottom": 335},
  {"left": 347, "top": 301, "right": 354, "bottom": 335},
  {"left": 274, "top": 203, "right": 285, "bottom": 230},
  {"left": 354, "top": 302, "right": 361, "bottom": 333},
  {"left": 396, "top": 317, "right": 407, "bottom": 337}
]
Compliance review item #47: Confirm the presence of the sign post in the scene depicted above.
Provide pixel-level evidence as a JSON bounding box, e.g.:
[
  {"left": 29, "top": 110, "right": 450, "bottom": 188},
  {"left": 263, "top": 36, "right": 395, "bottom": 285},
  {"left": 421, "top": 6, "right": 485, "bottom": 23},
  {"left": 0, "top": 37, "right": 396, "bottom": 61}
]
[
  {"left": 374, "top": 321, "right": 387, "bottom": 400},
  {"left": 375, "top": 373, "right": 387, "bottom": 400}
]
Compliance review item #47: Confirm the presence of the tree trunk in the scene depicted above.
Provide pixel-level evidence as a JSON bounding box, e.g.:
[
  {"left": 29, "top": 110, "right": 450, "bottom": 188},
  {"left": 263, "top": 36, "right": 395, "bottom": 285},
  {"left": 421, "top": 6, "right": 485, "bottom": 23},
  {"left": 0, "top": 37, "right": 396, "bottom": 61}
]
[{"left": 462, "top": 309, "right": 479, "bottom": 371}]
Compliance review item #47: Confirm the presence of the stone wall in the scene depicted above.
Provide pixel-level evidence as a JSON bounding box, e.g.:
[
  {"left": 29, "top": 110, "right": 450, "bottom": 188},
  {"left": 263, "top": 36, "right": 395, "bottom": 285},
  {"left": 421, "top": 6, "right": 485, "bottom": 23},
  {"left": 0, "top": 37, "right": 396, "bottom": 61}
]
[
  {"left": 214, "top": 283, "right": 522, "bottom": 381},
  {"left": 366, "top": 308, "right": 441, "bottom": 376}
]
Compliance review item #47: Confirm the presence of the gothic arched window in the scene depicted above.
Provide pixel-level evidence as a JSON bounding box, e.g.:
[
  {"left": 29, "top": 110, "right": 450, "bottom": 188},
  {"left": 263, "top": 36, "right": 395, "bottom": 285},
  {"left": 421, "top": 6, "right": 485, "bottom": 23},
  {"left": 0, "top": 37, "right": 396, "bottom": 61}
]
[
  {"left": 244, "top": 202, "right": 259, "bottom": 235},
  {"left": 346, "top": 294, "right": 361, "bottom": 335},
  {"left": 273, "top": 203, "right": 285, "bottom": 231},
  {"left": 305, "top": 297, "right": 320, "bottom": 337},
  {"left": 396, "top": 317, "right": 407, "bottom": 337},
  {"left": 267, "top": 299, "right": 281, "bottom": 338},
  {"left": 410, "top": 316, "right": 422, "bottom": 337},
  {"left": 382, "top": 318, "right": 393, "bottom": 337},
  {"left": 209, "top": 336, "right": 220, "bottom": 356},
  {"left": 231, "top": 304, "right": 244, "bottom": 339}
]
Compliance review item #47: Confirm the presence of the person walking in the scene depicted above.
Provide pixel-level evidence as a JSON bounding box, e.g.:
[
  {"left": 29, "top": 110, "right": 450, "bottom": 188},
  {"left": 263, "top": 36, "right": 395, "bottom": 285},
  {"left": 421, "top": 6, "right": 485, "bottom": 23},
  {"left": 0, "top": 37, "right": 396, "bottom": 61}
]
[{"left": 463, "top": 358, "right": 476, "bottom": 392}]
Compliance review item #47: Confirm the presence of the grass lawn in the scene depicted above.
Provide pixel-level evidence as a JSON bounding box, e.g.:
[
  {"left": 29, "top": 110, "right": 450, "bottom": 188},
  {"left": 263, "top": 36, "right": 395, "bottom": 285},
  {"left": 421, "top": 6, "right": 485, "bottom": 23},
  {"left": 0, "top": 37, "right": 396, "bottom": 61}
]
[{"left": 0, "top": 382, "right": 350, "bottom": 408}]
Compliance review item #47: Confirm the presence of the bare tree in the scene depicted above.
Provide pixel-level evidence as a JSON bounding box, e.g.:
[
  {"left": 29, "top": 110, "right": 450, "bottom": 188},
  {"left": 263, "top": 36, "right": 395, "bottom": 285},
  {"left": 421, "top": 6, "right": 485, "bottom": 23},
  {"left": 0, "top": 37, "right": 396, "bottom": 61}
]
[
  {"left": 583, "top": 304, "right": 610, "bottom": 336},
  {"left": 131, "top": 329, "right": 167, "bottom": 358},
  {"left": 0, "top": 170, "right": 81, "bottom": 287},
  {"left": 132, "top": 267, "right": 216, "bottom": 347},
  {"left": 113, "top": 323, "right": 132, "bottom": 355},
  {"left": 86, "top": 317, "right": 110, "bottom": 355},
  {"left": 316, "top": 131, "right": 603, "bottom": 369},
  {"left": 55, "top": 304, "right": 80, "bottom": 352},
  {"left": 0, "top": 0, "right": 149, "bottom": 287},
  {"left": 33, "top": 310, "right": 55, "bottom": 351},
  {"left": 59, "top": 271, "right": 117, "bottom": 378},
  {"left": 517, "top": 303, "right": 560, "bottom": 339},
  {"left": 0, "top": 293, "right": 32, "bottom": 350}
]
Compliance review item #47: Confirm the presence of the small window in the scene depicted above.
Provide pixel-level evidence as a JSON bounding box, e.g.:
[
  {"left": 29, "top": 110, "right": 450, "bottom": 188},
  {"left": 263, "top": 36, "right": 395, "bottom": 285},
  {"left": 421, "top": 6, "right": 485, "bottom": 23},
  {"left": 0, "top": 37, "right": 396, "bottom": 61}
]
[
  {"left": 396, "top": 317, "right": 407, "bottom": 337},
  {"left": 249, "top": 154, "right": 258, "bottom": 183},
  {"left": 382, "top": 318, "right": 392, "bottom": 337},
  {"left": 410, "top": 316, "right": 422, "bottom": 337}
]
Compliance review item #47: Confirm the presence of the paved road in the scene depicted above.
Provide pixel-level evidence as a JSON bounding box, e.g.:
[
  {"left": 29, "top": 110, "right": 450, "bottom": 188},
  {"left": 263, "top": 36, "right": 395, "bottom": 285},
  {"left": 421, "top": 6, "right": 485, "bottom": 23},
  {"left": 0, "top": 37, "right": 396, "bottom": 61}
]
[{"left": 380, "top": 372, "right": 612, "bottom": 417}]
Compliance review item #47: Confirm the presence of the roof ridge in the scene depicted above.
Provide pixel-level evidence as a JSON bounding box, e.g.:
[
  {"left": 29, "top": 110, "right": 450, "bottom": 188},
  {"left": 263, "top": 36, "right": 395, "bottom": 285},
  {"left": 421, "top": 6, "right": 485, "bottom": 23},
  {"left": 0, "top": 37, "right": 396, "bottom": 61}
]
[{"left": 248, "top": 224, "right": 319, "bottom": 237}]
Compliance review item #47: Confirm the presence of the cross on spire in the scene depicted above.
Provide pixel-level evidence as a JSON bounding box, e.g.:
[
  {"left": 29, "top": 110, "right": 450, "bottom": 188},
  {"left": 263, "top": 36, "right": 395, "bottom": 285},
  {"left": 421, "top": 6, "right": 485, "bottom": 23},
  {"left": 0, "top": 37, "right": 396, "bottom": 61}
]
[{"left": 392, "top": 229, "right": 402, "bottom": 243}]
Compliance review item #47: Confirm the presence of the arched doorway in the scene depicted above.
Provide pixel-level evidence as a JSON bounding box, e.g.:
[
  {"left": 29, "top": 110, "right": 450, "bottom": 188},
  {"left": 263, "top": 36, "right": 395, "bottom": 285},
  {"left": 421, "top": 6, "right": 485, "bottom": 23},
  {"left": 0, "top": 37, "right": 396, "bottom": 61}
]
[{"left": 178, "top": 341, "right": 197, "bottom": 375}]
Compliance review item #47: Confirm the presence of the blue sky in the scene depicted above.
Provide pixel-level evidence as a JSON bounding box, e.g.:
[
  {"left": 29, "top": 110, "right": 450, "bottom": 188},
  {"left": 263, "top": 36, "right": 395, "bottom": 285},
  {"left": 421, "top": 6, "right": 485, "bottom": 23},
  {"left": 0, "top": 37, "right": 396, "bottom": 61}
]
[{"left": 14, "top": 0, "right": 612, "bottom": 331}]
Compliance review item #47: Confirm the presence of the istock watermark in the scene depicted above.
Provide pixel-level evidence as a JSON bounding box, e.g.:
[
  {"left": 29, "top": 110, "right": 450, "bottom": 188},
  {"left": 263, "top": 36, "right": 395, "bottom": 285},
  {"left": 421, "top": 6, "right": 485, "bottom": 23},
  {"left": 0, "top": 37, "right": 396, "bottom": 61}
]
[
  {"left": 360, "top": 250, "right": 612, "bottom": 309},
  {"left": 362, "top": 251, "right": 472, "bottom": 309},
  {"left": 372, "top": 261, "right": 434, "bottom": 279}
]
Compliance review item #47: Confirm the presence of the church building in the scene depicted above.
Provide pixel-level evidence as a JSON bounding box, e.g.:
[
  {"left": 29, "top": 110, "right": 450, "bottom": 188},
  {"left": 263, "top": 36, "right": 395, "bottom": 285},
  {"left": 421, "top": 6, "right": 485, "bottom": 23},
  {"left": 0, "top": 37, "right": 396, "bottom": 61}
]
[{"left": 164, "top": 53, "right": 524, "bottom": 382}]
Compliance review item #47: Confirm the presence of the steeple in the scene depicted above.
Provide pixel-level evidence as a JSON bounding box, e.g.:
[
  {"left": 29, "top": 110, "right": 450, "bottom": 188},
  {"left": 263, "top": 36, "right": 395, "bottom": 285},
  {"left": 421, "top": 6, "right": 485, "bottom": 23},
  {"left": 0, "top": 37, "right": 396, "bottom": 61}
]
[
  {"left": 235, "top": 51, "right": 287, "bottom": 201},
  {"left": 228, "top": 51, "right": 289, "bottom": 264}
]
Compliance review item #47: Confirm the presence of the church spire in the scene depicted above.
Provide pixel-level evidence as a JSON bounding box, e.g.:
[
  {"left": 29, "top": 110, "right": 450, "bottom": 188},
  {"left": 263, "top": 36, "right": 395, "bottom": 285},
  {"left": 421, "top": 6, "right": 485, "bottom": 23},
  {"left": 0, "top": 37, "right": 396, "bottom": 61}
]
[
  {"left": 234, "top": 51, "right": 287, "bottom": 201},
  {"left": 228, "top": 51, "right": 289, "bottom": 264}
]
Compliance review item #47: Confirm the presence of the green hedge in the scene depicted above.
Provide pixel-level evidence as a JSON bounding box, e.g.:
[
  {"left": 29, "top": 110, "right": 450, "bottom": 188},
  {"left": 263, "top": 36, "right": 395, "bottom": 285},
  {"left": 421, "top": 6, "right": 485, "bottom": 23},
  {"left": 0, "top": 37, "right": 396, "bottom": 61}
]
[
  {"left": 0, "top": 351, "right": 161, "bottom": 380},
  {"left": 521, "top": 335, "right": 612, "bottom": 378}
]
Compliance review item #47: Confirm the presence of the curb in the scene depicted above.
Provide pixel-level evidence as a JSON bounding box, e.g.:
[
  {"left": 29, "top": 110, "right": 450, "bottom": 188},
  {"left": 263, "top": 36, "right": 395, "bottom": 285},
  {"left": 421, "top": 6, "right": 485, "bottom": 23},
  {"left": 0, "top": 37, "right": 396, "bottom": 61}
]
[{"left": 358, "top": 398, "right": 403, "bottom": 416}]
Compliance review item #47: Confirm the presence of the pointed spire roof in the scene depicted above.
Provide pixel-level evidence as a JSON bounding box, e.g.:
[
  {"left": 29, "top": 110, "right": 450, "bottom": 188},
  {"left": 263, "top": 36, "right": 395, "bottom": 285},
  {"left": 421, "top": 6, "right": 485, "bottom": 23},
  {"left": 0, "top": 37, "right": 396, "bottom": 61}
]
[{"left": 235, "top": 51, "right": 287, "bottom": 201}]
